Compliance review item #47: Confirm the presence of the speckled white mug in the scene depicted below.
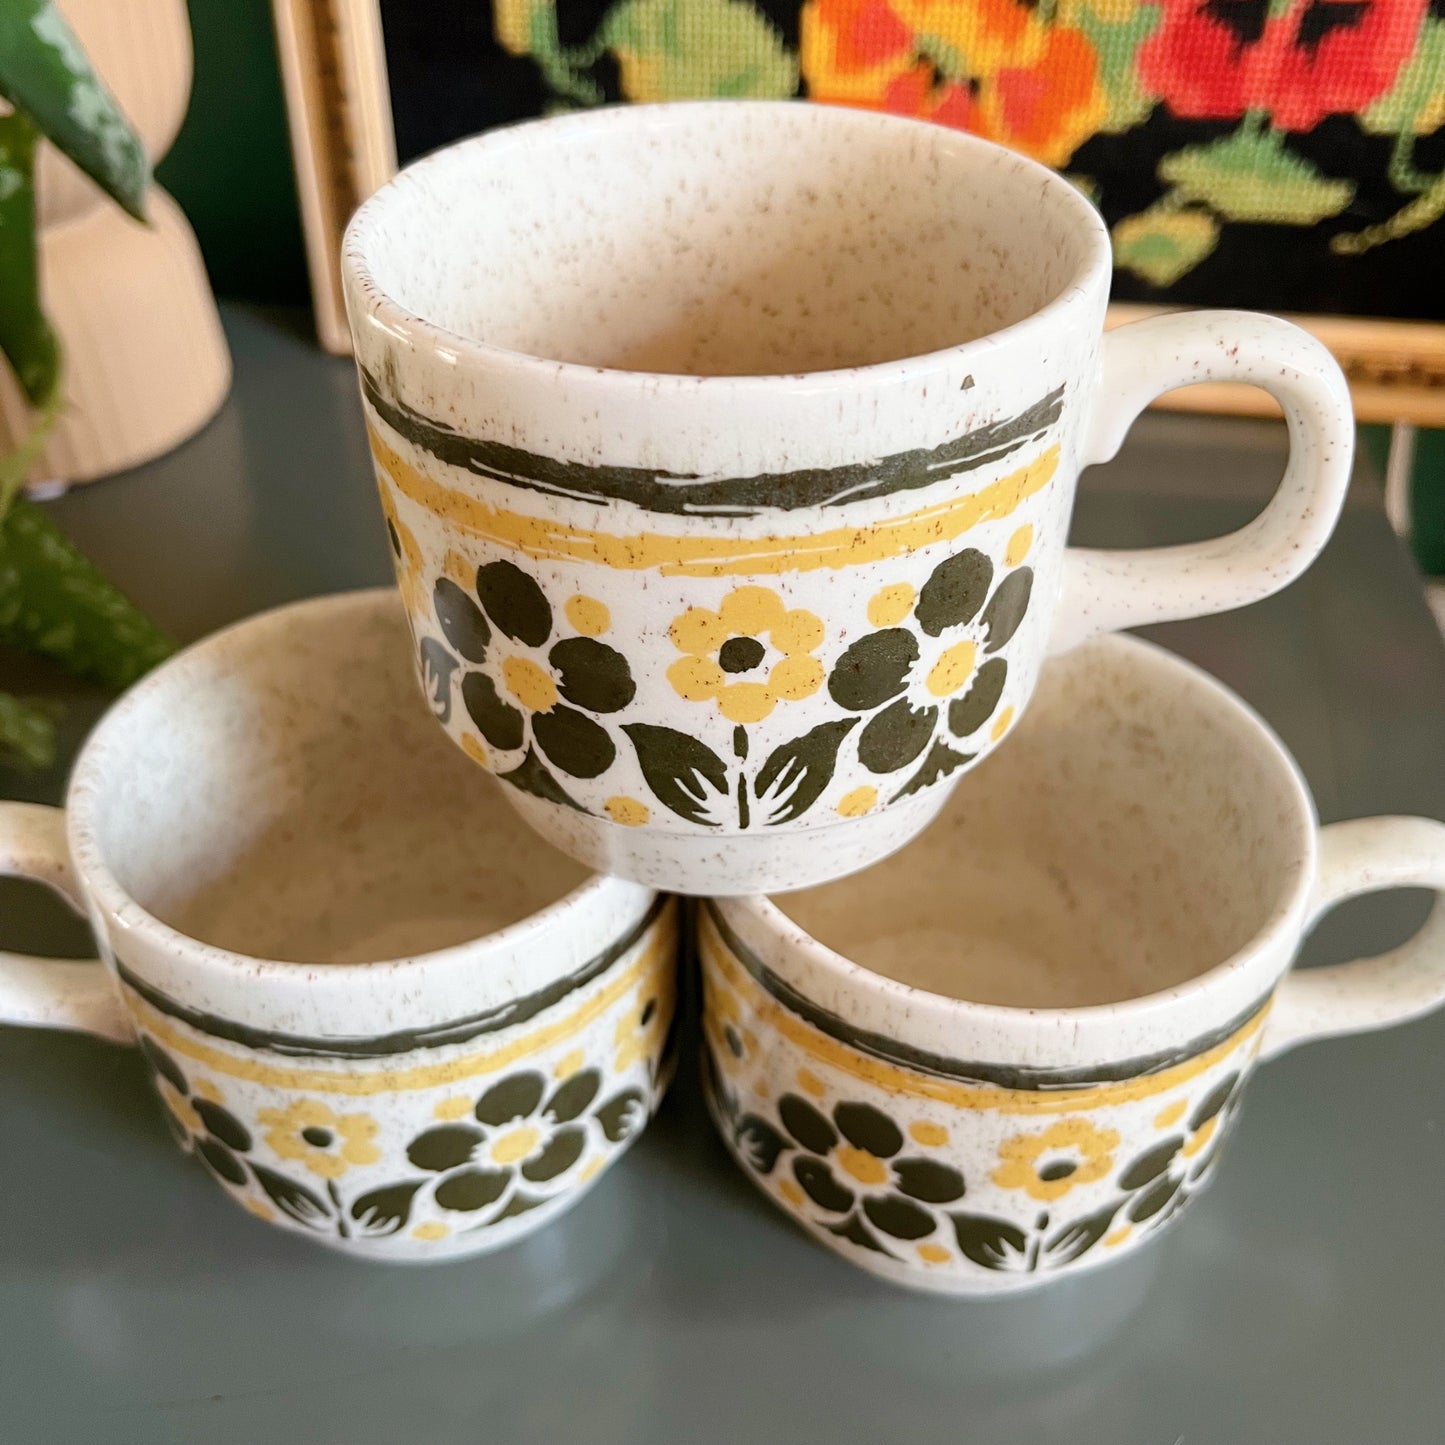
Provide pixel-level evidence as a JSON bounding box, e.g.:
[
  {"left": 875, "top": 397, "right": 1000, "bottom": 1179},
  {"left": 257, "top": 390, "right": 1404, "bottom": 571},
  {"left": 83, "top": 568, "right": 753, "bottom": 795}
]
[
  {"left": 343, "top": 101, "right": 1354, "bottom": 895},
  {"left": 0, "top": 590, "right": 678, "bottom": 1262},
  {"left": 702, "top": 635, "right": 1445, "bottom": 1294}
]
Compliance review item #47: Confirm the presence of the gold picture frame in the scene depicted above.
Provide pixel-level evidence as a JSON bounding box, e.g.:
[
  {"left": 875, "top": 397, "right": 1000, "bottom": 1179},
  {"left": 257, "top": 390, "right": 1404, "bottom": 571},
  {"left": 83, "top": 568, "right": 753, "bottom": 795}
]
[{"left": 273, "top": 0, "right": 1445, "bottom": 424}]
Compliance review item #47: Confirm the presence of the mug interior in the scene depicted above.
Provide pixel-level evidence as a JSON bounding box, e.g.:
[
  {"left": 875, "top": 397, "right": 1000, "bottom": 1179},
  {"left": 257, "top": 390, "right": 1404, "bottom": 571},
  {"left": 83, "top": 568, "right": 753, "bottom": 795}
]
[
  {"left": 777, "top": 639, "right": 1311, "bottom": 1009},
  {"left": 348, "top": 102, "right": 1102, "bottom": 377},
  {"left": 77, "top": 593, "right": 591, "bottom": 964}
]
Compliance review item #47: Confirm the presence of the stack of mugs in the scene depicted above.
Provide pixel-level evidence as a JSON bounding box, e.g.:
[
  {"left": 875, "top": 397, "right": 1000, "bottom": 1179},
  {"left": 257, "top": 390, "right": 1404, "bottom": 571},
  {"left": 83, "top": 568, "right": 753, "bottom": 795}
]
[{"left": 4, "top": 103, "right": 1444, "bottom": 1294}]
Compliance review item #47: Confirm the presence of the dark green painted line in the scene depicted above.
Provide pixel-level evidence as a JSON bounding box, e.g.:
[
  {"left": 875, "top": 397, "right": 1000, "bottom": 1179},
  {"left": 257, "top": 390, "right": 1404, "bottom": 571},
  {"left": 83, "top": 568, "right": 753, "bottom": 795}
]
[
  {"left": 116, "top": 896, "right": 670, "bottom": 1060},
  {"left": 704, "top": 902, "right": 1269, "bottom": 1092},
  {"left": 362, "top": 367, "right": 1065, "bottom": 517}
]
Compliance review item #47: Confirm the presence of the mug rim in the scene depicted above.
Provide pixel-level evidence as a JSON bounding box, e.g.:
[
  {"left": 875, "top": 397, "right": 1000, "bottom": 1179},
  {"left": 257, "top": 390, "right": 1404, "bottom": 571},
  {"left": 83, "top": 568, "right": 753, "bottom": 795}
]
[
  {"left": 341, "top": 99, "right": 1110, "bottom": 393},
  {"left": 718, "top": 634, "right": 1318, "bottom": 1053},
  {"left": 63, "top": 588, "right": 651, "bottom": 994}
]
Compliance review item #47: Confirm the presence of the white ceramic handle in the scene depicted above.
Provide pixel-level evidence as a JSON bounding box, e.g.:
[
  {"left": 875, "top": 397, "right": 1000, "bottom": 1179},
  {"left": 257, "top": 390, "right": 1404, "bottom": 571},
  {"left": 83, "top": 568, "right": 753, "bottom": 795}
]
[
  {"left": 0, "top": 802, "right": 132, "bottom": 1043},
  {"left": 1050, "top": 311, "right": 1353, "bottom": 653},
  {"left": 1261, "top": 817, "right": 1445, "bottom": 1061}
]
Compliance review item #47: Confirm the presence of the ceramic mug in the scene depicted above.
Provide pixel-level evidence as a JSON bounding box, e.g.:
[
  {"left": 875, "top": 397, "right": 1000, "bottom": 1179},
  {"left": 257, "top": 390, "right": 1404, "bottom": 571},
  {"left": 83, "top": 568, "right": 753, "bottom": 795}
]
[
  {"left": 342, "top": 101, "right": 1354, "bottom": 896},
  {"left": 700, "top": 634, "right": 1445, "bottom": 1294},
  {"left": 0, "top": 590, "right": 679, "bottom": 1262}
]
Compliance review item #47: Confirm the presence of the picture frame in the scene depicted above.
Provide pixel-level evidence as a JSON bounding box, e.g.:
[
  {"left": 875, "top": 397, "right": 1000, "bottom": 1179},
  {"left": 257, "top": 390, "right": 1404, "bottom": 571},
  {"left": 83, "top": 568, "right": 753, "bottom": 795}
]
[{"left": 272, "top": 0, "right": 1445, "bottom": 425}]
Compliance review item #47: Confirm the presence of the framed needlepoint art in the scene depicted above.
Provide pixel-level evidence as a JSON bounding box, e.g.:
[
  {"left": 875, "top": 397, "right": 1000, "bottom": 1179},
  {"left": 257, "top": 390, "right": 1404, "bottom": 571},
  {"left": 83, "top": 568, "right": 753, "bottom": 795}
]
[{"left": 273, "top": 0, "right": 1445, "bottom": 421}]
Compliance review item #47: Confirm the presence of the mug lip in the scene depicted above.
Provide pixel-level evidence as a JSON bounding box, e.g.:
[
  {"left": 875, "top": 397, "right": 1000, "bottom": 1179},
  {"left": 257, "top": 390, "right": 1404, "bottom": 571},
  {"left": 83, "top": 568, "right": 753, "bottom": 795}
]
[
  {"left": 720, "top": 634, "right": 1318, "bottom": 1046},
  {"left": 62, "top": 588, "right": 651, "bottom": 995},
  {"left": 342, "top": 100, "right": 1110, "bottom": 393}
]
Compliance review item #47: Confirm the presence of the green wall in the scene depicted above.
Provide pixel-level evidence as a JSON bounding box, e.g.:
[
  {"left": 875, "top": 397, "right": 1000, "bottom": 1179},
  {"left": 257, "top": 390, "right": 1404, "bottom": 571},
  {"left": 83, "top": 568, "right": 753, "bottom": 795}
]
[{"left": 156, "top": 0, "right": 307, "bottom": 304}]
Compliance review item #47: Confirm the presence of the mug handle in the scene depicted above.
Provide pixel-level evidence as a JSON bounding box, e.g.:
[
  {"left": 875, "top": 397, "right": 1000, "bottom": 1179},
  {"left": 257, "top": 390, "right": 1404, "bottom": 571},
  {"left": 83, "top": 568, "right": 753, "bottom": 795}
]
[
  {"left": 1050, "top": 311, "right": 1354, "bottom": 653},
  {"left": 0, "top": 802, "right": 133, "bottom": 1043},
  {"left": 1261, "top": 817, "right": 1445, "bottom": 1062}
]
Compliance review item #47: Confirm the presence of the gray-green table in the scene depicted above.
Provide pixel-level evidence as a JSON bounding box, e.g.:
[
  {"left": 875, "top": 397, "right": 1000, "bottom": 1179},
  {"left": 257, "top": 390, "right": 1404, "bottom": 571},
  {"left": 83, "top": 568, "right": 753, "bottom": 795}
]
[{"left": 2, "top": 307, "right": 1442, "bottom": 1445}]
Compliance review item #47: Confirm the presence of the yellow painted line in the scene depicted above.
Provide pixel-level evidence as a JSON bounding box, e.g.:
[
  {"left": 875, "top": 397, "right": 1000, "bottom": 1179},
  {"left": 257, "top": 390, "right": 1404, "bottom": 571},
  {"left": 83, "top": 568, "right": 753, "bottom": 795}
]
[
  {"left": 370, "top": 428, "right": 1059, "bottom": 578},
  {"left": 700, "top": 910, "right": 1265, "bottom": 1115}
]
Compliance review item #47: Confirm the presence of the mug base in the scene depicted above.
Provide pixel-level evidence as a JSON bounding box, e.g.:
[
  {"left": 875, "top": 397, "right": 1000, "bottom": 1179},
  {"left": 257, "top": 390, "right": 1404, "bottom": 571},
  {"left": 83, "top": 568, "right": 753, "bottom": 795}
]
[{"left": 502, "top": 786, "right": 953, "bottom": 895}]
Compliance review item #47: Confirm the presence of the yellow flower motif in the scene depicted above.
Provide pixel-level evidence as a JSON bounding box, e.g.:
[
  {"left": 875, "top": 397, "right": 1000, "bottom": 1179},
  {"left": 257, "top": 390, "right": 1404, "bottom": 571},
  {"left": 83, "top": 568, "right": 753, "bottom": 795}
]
[
  {"left": 257, "top": 1099, "right": 383, "bottom": 1181},
  {"left": 992, "top": 1118, "right": 1120, "bottom": 1202},
  {"left": 667, "top": 586, "right": 825, "bottom": 725}
]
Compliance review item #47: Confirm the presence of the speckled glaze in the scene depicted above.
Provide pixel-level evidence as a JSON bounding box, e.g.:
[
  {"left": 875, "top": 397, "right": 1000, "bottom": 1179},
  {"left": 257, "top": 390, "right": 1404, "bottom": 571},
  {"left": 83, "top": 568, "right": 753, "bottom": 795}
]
[
  {"left": 342, "top": 101, "right": 1355, "bottom": 896},
  {"left": 703, "top": 635, "right": 1445, "bottom": 1294},
  {"left": 0, "top": 591, "right": 677, "bottom": 1262}
]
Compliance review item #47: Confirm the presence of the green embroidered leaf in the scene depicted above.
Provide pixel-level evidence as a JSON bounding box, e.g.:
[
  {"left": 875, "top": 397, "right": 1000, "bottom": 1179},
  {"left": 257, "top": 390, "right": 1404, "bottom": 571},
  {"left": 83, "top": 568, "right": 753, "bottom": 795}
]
[
  {"left": 1071, "top": 8, "right": 1160, "bottom": 134},
  {"left": 0, "top": 111, "right": 58, "bottom": 414},
  {"left": 623, "top": 723, "right": 729, "bottom": 826},
  {"left": 0, "top": 0, "right": 149, "bottom": 219},
  {"left": 1112, "top": 203, "right": 1219, "bottom": 287},
  {"left": 601, "top": 0, "right": 797, "bottom": 101},
  {"left": 754, "top": 718, "right": 856, "bottom": 825},
  {"left": 1362, "top": 19, "right": 1445, "bottom": 135},
  {"left": 1159, "top": 127, "right": 1354, "bottom": 226}
]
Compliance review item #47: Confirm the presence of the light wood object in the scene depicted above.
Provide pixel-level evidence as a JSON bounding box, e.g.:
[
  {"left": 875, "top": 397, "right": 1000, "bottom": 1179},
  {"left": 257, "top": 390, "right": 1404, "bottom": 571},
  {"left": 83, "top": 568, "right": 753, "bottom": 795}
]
[
  {"left": 0, "top": 0, "right": 231, "bottom": 485},
  {"left": 275, "top": 0, "right": 1445, "bottom": 424}
]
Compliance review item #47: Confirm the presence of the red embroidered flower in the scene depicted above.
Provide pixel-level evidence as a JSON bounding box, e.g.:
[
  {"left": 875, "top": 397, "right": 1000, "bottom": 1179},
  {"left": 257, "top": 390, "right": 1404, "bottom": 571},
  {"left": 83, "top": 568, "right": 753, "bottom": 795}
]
[
  {"left": 1139, "top": 0, "right": 1430, "bottom": 132},
  {"left": 801, "top": 0, "right": 1107, "bottom": 165}
]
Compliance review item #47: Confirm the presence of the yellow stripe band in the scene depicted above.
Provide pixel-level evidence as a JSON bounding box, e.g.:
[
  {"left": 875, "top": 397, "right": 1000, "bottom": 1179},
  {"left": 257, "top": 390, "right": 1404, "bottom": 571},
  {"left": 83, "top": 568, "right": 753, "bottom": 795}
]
[
  {"left": 700, "top": 909, "right": 1266, "bottom": 1115},
  {"left": 370, "top": 429, "right": 1060, "bottom": 578}
]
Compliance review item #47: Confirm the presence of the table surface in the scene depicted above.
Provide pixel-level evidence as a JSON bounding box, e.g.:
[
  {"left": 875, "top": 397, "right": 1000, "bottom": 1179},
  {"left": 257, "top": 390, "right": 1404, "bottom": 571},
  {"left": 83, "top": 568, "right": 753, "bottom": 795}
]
[{"left": 2, "top": 307, "right": 1443, "bottom": 1445}]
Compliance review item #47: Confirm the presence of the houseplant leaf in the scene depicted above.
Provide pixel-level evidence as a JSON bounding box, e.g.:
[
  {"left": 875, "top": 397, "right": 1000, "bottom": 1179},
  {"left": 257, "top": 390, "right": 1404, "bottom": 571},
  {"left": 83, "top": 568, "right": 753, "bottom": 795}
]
[
  {"left": 0, "top": 110, "right": 59, "bottom": 411},
  {"left": 0, "top": 499, "right": 174, "bottom": 688},
  {"left": 0, "top": 0, "right": 149, "bottom": 219}
]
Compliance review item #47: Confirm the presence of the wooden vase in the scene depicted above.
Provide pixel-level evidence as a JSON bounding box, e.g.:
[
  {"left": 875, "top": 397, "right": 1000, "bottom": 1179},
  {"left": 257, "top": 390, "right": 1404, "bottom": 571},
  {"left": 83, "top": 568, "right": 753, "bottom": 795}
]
[{"left": 0, "top": 0, "right": 231, "bottom": 485}]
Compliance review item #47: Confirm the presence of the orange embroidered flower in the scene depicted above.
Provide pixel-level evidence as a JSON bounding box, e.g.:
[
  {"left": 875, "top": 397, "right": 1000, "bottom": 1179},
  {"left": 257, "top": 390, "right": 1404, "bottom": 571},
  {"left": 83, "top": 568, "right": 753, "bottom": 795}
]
[{"left": 801, "top": 0, "right": 1107, "bottom": 166}]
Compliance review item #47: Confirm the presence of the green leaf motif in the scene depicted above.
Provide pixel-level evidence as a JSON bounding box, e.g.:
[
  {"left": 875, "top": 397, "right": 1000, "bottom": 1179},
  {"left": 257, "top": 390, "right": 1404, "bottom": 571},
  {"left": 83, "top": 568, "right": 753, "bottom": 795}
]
[
  {"left": 0, "top": 0, "right": 150, "bottom": 219},
  {"left": 1112, "top": 203, "right": 1220, "bottom": 287},
  {"left": 890, "top": 738, "right": 974, "bottom": 802},
  {"left": 496, "top": 744, "right": 586, "bottom": 812},
  {"left": 1159, "top": 127, "right": 1354, "bottom": 226},
  {"left": 601, "top": 0, "right": 798, "bottom": 101},
  {"left": 1044, "top": 1203, "right": 1119, "bottom": 1266},
  {"left": 623, "top": 723, "right": 729, "bottom": 826},
  {"left": 1361, "top": 19, "right": 1445, "bottom": 135},
  {"left": 754, "top": 718, "right": 856, "bottom": 825},
  {"left": 350, "top": 1180, "right": 426, "bottom": 1237},
  {"left": 951, "top": 1211, "right": 1029, "bottom": 1271},
  {"left": 250, "top": 1164, "right": 333, "bottom": 1231},
  {"left": 0, "top": 500, "right": 176, "bottom": 686}
]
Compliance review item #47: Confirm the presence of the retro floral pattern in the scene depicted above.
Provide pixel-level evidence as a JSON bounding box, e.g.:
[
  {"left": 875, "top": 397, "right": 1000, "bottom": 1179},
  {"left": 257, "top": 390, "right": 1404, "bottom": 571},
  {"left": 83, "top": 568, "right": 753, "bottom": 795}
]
[
  {"left": 424, "top": 559, "right": 636, "bottom": 808},
  {"left": 700, "top": 909, "right": 1260, "bottom": 1285},
  {"left": 130, "top": 908, "right": 676, "bottom": 1251},
  {"left": 479, "top": 0, "right": 1445, "bottom": 304},
  {"left": 412, "top": 521, "right": 1031, "bottom": 833}
]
